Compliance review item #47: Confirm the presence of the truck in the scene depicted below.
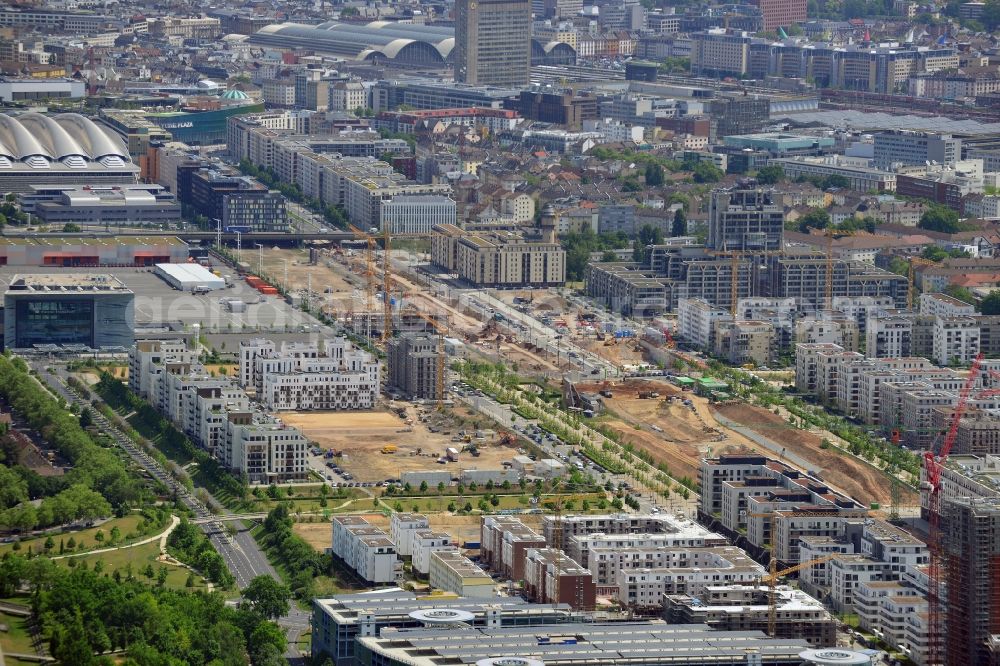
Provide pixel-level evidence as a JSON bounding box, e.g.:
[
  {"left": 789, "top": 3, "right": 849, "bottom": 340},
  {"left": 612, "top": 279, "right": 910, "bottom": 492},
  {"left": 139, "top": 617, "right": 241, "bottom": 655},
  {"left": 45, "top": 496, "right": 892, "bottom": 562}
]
[
  {"left": 446, "top": 447, "right": 460, "bottom": 462},
  {"left": 381, "top": 445, "right": 398, "bottom": 454}
]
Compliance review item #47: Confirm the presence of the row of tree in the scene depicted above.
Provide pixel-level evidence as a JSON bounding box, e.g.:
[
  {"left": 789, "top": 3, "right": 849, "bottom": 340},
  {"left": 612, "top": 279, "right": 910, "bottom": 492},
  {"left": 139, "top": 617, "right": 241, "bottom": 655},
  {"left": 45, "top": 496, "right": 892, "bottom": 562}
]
[
  {"left": 167, "top": 518, "right": 235, "bottom": 588},
  {"left": 257, "top": 505, "right": 332, "bottom": 600},
  {"left": 0, "top": 357, "right": 143, "bottom": 532},
  {"left": 0, "top": 553, "right": 289, "bottom": 666}
]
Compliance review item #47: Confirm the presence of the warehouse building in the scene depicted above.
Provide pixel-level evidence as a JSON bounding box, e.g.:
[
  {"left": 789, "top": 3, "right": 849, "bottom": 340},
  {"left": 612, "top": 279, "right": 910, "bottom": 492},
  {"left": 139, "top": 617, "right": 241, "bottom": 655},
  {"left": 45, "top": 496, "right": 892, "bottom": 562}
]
[
  {"left": 154, "top": 263, "right": 226, "bottom": 292},
  {"left": 3, "top": 273, "right": 134, "bottom": 350},
  {"left": 0, "top": 236, "right": 188, "bottom": 267}
]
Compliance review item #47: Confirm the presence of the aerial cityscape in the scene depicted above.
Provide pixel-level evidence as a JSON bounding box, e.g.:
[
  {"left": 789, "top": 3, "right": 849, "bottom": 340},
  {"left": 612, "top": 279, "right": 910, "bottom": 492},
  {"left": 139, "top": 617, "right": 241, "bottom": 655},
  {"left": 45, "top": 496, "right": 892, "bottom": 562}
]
[{"left": 0, "top": 0, "right": 998, "bottom": 664}]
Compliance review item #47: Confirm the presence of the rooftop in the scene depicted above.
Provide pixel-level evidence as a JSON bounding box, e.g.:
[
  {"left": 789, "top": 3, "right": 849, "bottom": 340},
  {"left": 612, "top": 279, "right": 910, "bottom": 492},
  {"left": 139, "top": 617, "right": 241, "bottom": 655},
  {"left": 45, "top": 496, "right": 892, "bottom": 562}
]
[{"left": 6, "top": 273, "right": 131, "bottom": 293}]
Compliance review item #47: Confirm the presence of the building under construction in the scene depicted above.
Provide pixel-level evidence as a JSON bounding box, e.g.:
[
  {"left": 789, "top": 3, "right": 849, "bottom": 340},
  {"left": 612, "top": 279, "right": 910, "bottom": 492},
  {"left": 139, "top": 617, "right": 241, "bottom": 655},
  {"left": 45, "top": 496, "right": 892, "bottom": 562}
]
[
  {"left": 943, "top": 496, "right": 1000, "bottom": 666},
  {"left": 387, "top": 333, "right": 442, "bottom": 400}
]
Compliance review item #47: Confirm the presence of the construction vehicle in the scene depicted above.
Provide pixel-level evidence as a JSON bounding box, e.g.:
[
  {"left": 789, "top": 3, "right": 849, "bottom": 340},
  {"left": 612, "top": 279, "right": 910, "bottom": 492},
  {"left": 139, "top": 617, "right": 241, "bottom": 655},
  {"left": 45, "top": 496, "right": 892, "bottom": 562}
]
[
  {"left": 638, "top": 390, "right": 660, "bottom": 399},
  {"left": 380, "top": 445, "right": 398, "bottom": 454}
]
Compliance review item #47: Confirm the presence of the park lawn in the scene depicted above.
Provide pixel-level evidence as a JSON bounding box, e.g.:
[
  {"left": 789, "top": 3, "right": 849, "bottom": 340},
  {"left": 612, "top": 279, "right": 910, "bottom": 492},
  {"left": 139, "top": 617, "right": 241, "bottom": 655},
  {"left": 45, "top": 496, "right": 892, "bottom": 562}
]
[
  {"left": 54, "top": 541, "right": 212, "bottom": 592},
  {"left": 0, "top": 514, "right": 151, "bottom": 557},
  {"left": 0, "top": 610, "right": 35, "bottom": 655}
]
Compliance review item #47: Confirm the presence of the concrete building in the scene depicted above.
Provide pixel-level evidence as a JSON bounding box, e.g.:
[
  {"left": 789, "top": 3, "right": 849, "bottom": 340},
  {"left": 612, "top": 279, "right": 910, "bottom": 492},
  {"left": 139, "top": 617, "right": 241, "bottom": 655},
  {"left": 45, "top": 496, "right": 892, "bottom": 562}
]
[
  {"left": 4, "top": 273, "right": 134, "bottom": 350},
  {"left": 428, "top": 549, "right": 494, "bottom": 598},
  {"left": 222, "top": 189, "right": 287, "bottom": 232},
  {"left": 523, "top": 547, "right": 596, "bottom": 610},
  {"left": 0, "top": 236, "right": 188, "bottom": 267},
  {"left": 454, "top": 0, "right": 531, "bottom": 87},
  {"left": 331, "top": 516, "right": 401, "bottom": 584},
  {"left": 388, "top": 333, "right": 440, "bottom": 400},
  {"left": 354, "top": 621, "right": 812, "bottom": 666},
  {"left": 677, "top": 298, "right": 731, "bottom": 350},
  {"left": 390, "top": 513, "right": 430, "bottom": 557},
  {"left": 752, "top": 0, "right": 807, "bottom": 30},
  {"left": 690, "top": 29, "right": 752, "bottom": 77},
  {"left": 613, "top": 547, "right": 765, "bottom": 610},
  {"left": 480, "top": 516, "right": 546, "bottom": 580},
  {"left": 665, "top": 585, "right": 836, "bottom": 646},
  {"left": 239, "top": 338, "right": 380, "bottom": 411},
  {"left": 411, "top": 531, "right": 455, "bottom": 575},
  {"left": 18, "top": 184, "right": 181, "bottom": 227},
  {"left": 225, "top": 410, "right": 309, "bottom": 483},
  {"left": 873, "top": 131, "right": 961, "bottom": 170},
  {"left": 713, "top": 319, "right": 775, "bottom": 366},
  {"left": 707, "top": 186, "right": 784, "bottom": 252},
  {"left": 932, "top": 315, "right": 980, "bottom": 366},
  {"left": 432, "top": 224, "right": 565, "bottom": 288},
  {"left": 329, "top": 81, "right": 367, "bottom": 112},
  {"left": 866, "top": 315, "right": 913, "bottom": 358},
  {"left": 772, "top": 155, "right": 897, "bottom": 193},
  {"left": 567, "top": 530, "right": 729, "bottom": 572}
]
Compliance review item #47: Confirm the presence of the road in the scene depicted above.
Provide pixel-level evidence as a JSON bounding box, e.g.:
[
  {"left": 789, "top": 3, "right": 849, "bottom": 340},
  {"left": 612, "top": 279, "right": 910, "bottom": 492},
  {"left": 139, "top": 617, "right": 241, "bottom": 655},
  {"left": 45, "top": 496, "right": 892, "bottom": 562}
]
[{"left": 32, "top": 360, "right": 311, "bottom": 662}]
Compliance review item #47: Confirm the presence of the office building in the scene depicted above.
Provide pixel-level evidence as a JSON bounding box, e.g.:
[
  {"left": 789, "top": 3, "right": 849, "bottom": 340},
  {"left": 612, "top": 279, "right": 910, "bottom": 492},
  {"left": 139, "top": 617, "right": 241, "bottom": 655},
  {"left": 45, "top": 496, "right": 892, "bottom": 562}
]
[
  {"left": 751, "top": 0, "right": 807, "bottom": 30},
  {"left": 355, "top": 622, "right": 811, "bottom": 665},
  {"left": 387, "top": 333, "right": 441, "bottom": 400},
  {"left": 873, "top": 131, "right": 961, "bottom": 170},
  {"left": 311, "top": 590, "right": 578, "bottom": 665},
  {"left": 707, "top": 186, "right": 784, "bottom": 252},
  {"left": 239, "top": 337, "right": 380, "bottom": 411},
  {"left": 331, "top": 516, "right": 401, "bottom": 585},
  {"left": 455, "top": 0, "right": 532, "bottom": 87},
  {"left": 222, "top": 190, "right": 287, "bottom": 232},
  {"left": 428, "top": 550, "right": 494, "bottom": 598},
  {"left": 690, "top": 29, "right": 752, "bottom": 77},
  {"left": 772, "top": 155, "right": 897, "bottom": 193},
  {"left": 4, "top": 274, "right": 134, "bottom": 350},
  {"left": 17, "top": 184, "right": 181, "bottom": 227}
]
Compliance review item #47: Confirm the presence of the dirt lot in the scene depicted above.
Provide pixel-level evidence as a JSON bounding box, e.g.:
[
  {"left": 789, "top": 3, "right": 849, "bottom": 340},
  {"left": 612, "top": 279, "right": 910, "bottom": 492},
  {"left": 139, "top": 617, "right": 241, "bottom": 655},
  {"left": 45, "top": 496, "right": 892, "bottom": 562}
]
[
  {"left": 577, "top": 337, "right": 647, "bottom": 367},
  {"left": 280, "top": 406, "right": 520, "bottom": 483},
  {"left": 579, "top": 379, "right": 735, "bottom": 482},
  {"left": 293, "top": 513, "right": 542, "bottom": 550},
  {"left": 714, "top": 403, "right": 914, "bottom": 507},
  {"left": 258, "top": 247, "right": 362, "bottom": 315}
]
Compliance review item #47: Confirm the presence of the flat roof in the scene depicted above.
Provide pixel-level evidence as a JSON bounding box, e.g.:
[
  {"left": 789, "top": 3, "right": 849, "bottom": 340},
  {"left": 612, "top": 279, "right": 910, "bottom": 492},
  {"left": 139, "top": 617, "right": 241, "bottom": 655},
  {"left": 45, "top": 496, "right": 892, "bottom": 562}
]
[
  {"left": 6, "top": 273, "right": 131, "bottom": 293},
  {"left": 0, "top": 235, "right": 186, "bottom": 247}
]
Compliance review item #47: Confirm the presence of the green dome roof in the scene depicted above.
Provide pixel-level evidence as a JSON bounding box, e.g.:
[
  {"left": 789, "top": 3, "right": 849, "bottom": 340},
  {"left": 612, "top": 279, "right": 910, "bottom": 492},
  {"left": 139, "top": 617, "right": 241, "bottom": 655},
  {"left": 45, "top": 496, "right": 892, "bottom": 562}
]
[{"left": 221, "top": 89, "right": 250, "bottom": 100}]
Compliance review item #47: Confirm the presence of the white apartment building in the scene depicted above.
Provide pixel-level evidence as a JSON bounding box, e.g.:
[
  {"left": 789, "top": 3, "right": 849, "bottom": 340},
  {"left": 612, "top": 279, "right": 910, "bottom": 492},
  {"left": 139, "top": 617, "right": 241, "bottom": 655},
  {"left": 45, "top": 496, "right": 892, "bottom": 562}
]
[
  {"left": 331, "top": 516, "right": 401, "bottom": 584},
  {"left": 919, "top": 292, "right": 977, "bottom": 318},
  {"left": 390, "top": 513, "right": 430, "bottom": 557},
  {"left": 411, "top": 531, "right": 455, "bottom": 575},
  {"left": 612, "top": 547, "right": 764, "bottom": 610},
  {"left": 932, "top": 315, "right": 980, "bottom": 366},
  {"left": 677, "top": 298, "right": 731, "bottom": 350},
  {"left": 226, "top": 412, "right": 309, "bottom": 483},
  {"left": 794, "top": 343, "right": 846, "bottom": 394},
  {"left": 866, "top": 315, "right": 913, "bottom": 358},
  {"left": 566, "top": 530, "right": 728, "bottom": 570},
  {"left": 428, "top": 550, "right": 494, "bottom": 598},
  {"left": 239, "top": 337, "right": 380, "bottom": 411},
  {"left": 855, "top": 580, "right": 927, "bottom": 659}
]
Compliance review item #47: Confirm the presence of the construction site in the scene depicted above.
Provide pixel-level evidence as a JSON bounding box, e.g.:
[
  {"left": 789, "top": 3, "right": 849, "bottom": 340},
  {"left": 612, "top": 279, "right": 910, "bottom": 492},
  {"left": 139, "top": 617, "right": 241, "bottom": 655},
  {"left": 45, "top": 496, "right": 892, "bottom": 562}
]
[{"left": 280, "top": 403, "right": 521, "bottom": 484}]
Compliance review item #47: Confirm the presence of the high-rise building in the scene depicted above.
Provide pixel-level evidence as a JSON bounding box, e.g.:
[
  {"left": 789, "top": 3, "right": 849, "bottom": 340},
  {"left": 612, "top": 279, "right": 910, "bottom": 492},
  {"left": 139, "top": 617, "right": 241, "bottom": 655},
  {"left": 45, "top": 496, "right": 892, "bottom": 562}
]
[
  {"left": 750, "top": 0, "right": 807, "bottom": 30},
  {"left": 388, "top": 333, "right": 442, "bottom": 400},
  {"left": 943, "top": 497, "right": 1000, "bottom": 666},
  {"left": 873, "top": 131, "right": 962, "bottom": 170},
  {"left": 707, "top": 186, "right": 784, "bottom": 252},
  {"left": 455, "top": 0, "right": 531, "bottom": 87}
]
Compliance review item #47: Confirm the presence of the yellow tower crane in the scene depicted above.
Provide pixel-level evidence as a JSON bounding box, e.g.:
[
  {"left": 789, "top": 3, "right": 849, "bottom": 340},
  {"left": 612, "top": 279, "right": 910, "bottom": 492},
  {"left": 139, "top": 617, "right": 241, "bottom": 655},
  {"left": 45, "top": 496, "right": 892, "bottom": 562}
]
[{"left": 409, "top": 309, "right": 449, "bottom": 411}]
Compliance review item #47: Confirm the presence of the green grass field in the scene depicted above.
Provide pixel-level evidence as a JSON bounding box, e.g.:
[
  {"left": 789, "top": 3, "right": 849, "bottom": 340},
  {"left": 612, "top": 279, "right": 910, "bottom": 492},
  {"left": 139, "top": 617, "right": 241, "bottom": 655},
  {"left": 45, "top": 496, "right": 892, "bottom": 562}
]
[
  {"left": 54, "top": 541, "right": 212, "bottom": 592},
  {"left": 381, "top": 492, "right": 608, "bottom": 514},
  {"left": 0, "top": 514, "right": 156, "bottom": 557},
  {"left": 0, "top": 610, "right": 35, "bottom": 655}
]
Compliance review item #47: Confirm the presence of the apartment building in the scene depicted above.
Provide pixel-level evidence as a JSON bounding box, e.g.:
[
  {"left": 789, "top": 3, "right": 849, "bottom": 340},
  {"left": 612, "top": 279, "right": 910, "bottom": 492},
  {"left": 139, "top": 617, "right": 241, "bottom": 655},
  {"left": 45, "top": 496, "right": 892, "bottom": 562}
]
[
  {"left": 920, "top": 292, "right": 977, "bottom": 318},
  {"left": 931, "top": 408, "right": 1000, "bottom": 455},
  {"left": 411, "top": 531, "right": 455, "bottom": 575},
  {"left": 665, "top": 585, "right": 836, "bottom": 646},
  {"left": 390, "top": 513, "right": 430, "bottom": 557},
  {"left": 541, "top": 513, "right": 715, "bottom": 546},
  {"left": 432, "top": 224, "right": 566, "bottom": 288},
  {"left": 523, "top": 548, "right": 596, "bottom": 610},
  {"left": 713, "top": 319, "right": 775, "bottom": 366},
  {"left": 795, "top": 315, "right": 860, "bottom": 351},
  {"left": 329, "top": 80, "right": 366, "bottom": 112},
  {"left": 795, "top": 342, "right": 847, "bottom": 394},
  {"left": 866, "top": 315, "right": 913, "bottom": 358},
  {"left": 480, "top": 516, "right": 546, "bottom": 581},
  {"left": 428, "top": 550, "right": 494, "bottom": 598},
  {"left": 772, "top": 155, "right": 897, "bottom": 193},
  {"left": 690, "top": 29, "right": 752, "bottom": 77},
  {"left": 677, "top": 298, "right": 731, "bottom": 350},
  {"left": 129, "top": 341, "right": 307, "bottom": 483},
  {"left": 239, "top": 337, "right": 379, "bottom": 411},
  {"left": 331, "top": 516, "right": 401, "bottom": 584},
  {"left": 613, "top": 547, "right": 764, "bottom": 610},
  {"left": 225, "top": 411, "right": 309, "bottom": 483},
  {"left": 855, "top": 580, "right": 928, "bottom": 663},
  {"left": 566, "top": 529, "right": 728, "bottom": 571},
  {"left": 932, "top": 315, "right": 980, "bottom": 366}
]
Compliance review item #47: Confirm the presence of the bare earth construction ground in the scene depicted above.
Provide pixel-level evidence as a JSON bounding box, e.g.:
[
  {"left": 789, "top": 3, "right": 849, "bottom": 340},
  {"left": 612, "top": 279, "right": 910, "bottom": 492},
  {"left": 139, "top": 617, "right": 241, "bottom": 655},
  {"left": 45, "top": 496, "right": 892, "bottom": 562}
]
[{"left": 279, "top": 409, "right": 518, "bottom": 482}]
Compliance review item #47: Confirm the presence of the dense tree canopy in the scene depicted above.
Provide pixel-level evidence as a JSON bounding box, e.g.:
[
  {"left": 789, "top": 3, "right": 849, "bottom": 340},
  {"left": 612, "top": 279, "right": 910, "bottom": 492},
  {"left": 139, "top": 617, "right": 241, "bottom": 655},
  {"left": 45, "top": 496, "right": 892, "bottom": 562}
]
[
  {"left": 798, "top": 208, "right": 831, "bottom": 232},
  {"left": 919, "top": 205, "right": 961, "bottom": 233},
  {"left": 980, "top": 290, "right": 1000, "bottom": 315}
]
